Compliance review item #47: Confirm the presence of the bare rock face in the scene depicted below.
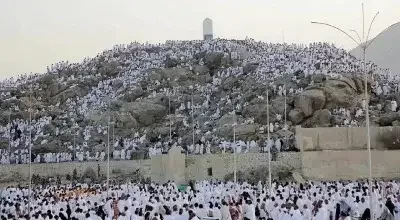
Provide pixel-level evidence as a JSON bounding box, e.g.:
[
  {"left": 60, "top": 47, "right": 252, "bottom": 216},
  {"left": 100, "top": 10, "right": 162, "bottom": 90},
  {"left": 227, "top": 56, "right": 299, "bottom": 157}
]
[
  {"left": 292, "top": 75, "right": 372, "bottom": 126},
  {"left": 235, "top": 124, "right": 257, "bottom": 137},
  {"left": 294, "top": 89, "right": 326, "bottom": 117},
  {"left": 243, "top": 63, "right": 258, "bottom": 75},
  {"left": 215, "top": 124, "right": 257, "bottom": 140},
  {"left": 0, "top": 39, "right": 395, "bottom": 158},
  {"left": 289, "top": 109, "right": 304, "bottom": 125},
  {"left": 121, "top": 101, "right": 166, "bottom": 126},
  {"left": 204, "top": 52, "right": 224, "bottom": 70},
  {"left": 323, "top": 78, "right": 356, "bottom": 109},
  {"left": 122, "top": 88, "right": 144, "bottom": 102},
  {"left": 378, "top": 112, "right": 400, "bottom": 126},
  {"left": 271, "top": 96, "right": 293, "bottom": 115},
  {"left": 50, "top": 85, "right": 89, "bottom": 105},
  {"left": 309, "top": 109, "right": 332, "bottom": 127},
  {"left": 193, "top": 65, "right": 210, "bottom": 75}
]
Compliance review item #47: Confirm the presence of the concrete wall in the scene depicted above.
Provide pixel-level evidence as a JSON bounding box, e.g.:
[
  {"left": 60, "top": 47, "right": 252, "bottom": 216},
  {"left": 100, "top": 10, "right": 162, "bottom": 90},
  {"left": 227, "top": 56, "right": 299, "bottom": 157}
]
[
  {"left": 151, "top": 147, "right": 186, "bottom": 184},
  {"left": 296, "top": 126, "right": 400, "bottom": 151},
  {"left": 150, "top": 152, "right": 301, "bottom": 183},
  {"left": 302, "top": 150, "right": 400, "bottom": 180},
  {"left": 0, "top": 160, "right": 151, "bottom": 183},
  {"left": 6, "top": 124, "right": 400, "bottom": 184},
  {"left": 184, "top": 152, "right": 301, "bottom": 181},
  {"left": 3, "top": 150, "right": 400, "bottom": 183},
  {"left": 0, "top": 152, "right": 301, "bottom": 184}
]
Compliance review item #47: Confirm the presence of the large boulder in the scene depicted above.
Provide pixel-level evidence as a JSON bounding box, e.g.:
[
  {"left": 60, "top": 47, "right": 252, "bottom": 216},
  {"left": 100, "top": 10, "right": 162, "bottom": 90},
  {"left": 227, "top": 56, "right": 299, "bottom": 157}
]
[
  {"left": 383, "top": 100, "right": 393, "bottom": 112},
  {"left": 309, "top": 109, "right": 331, "bottom": 127},
  {"left": 152, "top": 126, "right": 171, "bottom": 138},
  {"left": 48, "top": 81, "right": 67, "bottom": 98},
  {"left": 223, "top": 77, "right": 240, "bottom": 91},
  {"left": 242, "top": 104, "right": 273, "bottom": 125},
  {"left": 193, "top": 65, "right": 210, "bottom": 75},
  {"left": 218, "top": 114, "right": 235, "bottom": 127},
  {"left": 215, "top": 124, "right": 256, "bottom": 139},
  {"left": 378, "top": 112, "right": 400, "bottom": 126},
  {"left": 122, "top": 88, "right": 144, "bottom": 102},
  {"left": 271, "top": 96, "right": 293, "bottom": 114},
  {"left": 51, "top": 85, "right": 89, "bottom": 105},
  {"left": 164, "top": 56, "right": 179, "bottom": 68},
  {"left": 313, "top": 74, "right": 326, "bottom": 83},
  {"left": 243, "top": 63, "right": 258, "bottom": 75},
  {"left": 323, "top": 78, "right": 357, "bottom": 109},
  {"left": 114, "top": 112, "right": 138, "bottom": 129},
  {"left": 98, "top": 60, "right": 120, "bottom": 77},
  {"left": 121, "top": 101, "right": 166, "bottom": 126},
  {"left": 42, "top": 124, "right": 57, "bottom": 136},
  {"left": 294, "top": 89, "right": 326, "bottom": 117},
  {"left": 352, "top": 75, "right": 372, "bottom": 93},
  {"left": 204, "top": 52, "right": 224, "bottom": 70},
  {"left": 20, "top": 97, "right": 41, "bottom": 110},
  {"left": 235, "top": 125, "right": 257, "bottom": 137},
  {"left": 289, "top": 109, "right": 304, "bottom": 124}
]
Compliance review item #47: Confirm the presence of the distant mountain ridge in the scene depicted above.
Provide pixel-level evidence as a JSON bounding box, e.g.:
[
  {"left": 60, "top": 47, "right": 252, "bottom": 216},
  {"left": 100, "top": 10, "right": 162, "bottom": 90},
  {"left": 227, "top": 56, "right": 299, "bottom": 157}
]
[{"left": 351, "top": 22, "right": 400, "bottom": 75}]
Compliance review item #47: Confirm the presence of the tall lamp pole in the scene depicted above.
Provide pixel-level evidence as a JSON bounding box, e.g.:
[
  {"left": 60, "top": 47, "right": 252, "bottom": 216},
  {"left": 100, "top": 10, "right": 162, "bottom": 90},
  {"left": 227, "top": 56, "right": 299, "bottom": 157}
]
[
  {"left": 191, "top": 87, "right": 195, "bottom": 152},
  {"left": 282, "top": 32, "right": 288, "bottom": 150},
  {"left": 107, "top": 115, "right": 111, "bottom": 197},
  {"left": 311, "top": 4, "right": 395, "bottom": 219},
  {"left": 267, "top": 88, "right": 272, "bottom": 195},
  {"left": 169, "top": 89, "right": 172, "bottom": 141},
  {"left": 72, "top": 124, "right": 79, "bottom": 162},
  {"left": 28, "top": 87, "right": 33, "bottom": 219},
  {"left": 8, "top": 109, "right": 11, "bottom": 156},
  {"left": 233, "top": 105, "right": 237, "bottom": 184}
]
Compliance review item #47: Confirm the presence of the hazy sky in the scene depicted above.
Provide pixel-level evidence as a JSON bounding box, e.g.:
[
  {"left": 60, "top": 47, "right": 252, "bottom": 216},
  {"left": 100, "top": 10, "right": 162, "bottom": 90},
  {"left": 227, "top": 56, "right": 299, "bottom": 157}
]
[{"left": 1, "top": 0, "right": 399, "bottom": 79}]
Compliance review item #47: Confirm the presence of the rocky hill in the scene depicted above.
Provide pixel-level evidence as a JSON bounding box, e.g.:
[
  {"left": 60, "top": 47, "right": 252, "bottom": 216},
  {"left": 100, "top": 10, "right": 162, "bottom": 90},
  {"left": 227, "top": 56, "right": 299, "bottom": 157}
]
[{"left": 0, "top": 39, "right": 399, "bottom": 157}]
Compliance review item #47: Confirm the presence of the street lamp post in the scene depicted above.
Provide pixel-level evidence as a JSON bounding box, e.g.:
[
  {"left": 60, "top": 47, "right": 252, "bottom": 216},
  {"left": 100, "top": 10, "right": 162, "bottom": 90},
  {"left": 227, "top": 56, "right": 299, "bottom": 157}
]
[
  {"left": 311, "top": 4, "right": 395, "bottom": 219},
  {"left": 191, "top": 89, "right": 195, "bottom": 152},
  {"left": 267, "top": 88, "right": 272, "bottom": 195},
  {"left": 8, "top": 109, "right": 11, "bottom": 156},
  {"left": 28, "top": 87, "right": 33, "bottom": 219},
  {"left": 169, "top": 94, "right": 172, "bottom": 141},
  {"left": 72, "top": 124, "right": 79, "bottom": 162},
  {"left": 107, "top": 115, "right": 111, "bottom": 197},
  {"left": 73, "top": 131, "right": 76, "bottom": 161},
  {"left": 233, "top": 105, "right": 237, "bottom": 184},
  {"left": 282, "top": 34, "right": 288, "bottom": 150}
]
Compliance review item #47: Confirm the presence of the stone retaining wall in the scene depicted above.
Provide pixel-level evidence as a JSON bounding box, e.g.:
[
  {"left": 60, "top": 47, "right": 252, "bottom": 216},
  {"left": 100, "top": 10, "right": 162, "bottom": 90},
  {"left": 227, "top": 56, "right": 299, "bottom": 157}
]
[
  {"left": 302, "top": 150, "right": 400, "bottom": 180},
  {"left": 296, "top": 126, "right": 400, "bottom": 151},
  {"left": 184, "top": 152, "right": 301, "bottom": 181},
  {"left": 0, "top": 160, "right": 151, "bottom": 183},
  {"left": 0, "top": 152, "right": 301, "bottom": 184},
  {"left": 3, "top": 149, "right": 400, "bottom": 183}
]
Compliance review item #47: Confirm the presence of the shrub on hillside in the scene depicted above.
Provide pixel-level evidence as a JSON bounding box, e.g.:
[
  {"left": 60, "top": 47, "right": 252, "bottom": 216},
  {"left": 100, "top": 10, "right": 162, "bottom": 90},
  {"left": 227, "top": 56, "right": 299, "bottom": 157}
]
[
  {"left": 72, "top": 168, "right": 78, "bottom": 181},
  {"left": 82, "top": 167, "right": 97, "bottom": 182}
]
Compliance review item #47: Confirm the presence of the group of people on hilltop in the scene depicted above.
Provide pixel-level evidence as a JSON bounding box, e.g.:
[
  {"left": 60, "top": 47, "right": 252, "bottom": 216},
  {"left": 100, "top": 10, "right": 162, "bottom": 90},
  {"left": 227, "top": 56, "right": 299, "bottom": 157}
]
[
  {"left": 0, "top": 39, "right": 398, "bottom": 165},
  {"left": 2, "top": 180, "right": 400, "bottom": 220}
]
